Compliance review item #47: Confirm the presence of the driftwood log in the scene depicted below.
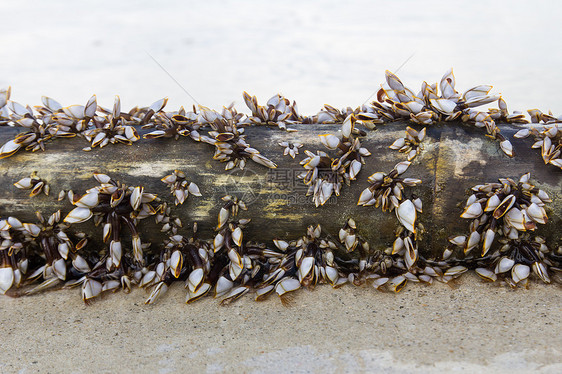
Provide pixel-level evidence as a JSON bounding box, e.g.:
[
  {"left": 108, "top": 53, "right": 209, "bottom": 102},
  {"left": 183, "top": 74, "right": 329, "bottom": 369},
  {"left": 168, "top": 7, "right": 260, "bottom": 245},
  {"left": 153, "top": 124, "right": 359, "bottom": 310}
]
[{"left": 0, "top": 122, "right": 560, "bottom": 258}]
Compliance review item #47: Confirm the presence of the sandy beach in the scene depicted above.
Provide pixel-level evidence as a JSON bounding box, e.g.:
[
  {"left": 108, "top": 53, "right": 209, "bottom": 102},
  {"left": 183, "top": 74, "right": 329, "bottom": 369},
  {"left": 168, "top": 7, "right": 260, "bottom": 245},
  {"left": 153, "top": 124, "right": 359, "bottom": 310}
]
[{"left": 1, "top": 273, "right": 560, "bottom": 373}]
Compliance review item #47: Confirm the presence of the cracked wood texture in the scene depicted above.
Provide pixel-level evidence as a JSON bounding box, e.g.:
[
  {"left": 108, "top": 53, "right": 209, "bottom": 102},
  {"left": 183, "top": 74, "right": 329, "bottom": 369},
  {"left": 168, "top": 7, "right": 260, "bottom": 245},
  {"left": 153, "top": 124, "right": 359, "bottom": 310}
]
[{"left": 0, "top": 122, "right": 560, "bottom": 257}]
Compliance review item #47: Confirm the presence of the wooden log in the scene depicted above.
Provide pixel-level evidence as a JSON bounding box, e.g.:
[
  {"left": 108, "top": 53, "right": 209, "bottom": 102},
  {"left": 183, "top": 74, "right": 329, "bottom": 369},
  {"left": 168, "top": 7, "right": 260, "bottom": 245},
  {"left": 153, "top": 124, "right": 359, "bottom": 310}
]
[{"left": 0, "top": 122, "right": 560, "bottom": 257}]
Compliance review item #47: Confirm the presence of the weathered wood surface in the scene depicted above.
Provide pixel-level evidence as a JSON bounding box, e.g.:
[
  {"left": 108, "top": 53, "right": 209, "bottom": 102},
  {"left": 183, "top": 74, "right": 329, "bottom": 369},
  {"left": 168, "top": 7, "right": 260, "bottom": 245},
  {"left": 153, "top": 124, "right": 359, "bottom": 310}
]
[{"left": 0, "top": 122, "right": 560, "bottom": 257}]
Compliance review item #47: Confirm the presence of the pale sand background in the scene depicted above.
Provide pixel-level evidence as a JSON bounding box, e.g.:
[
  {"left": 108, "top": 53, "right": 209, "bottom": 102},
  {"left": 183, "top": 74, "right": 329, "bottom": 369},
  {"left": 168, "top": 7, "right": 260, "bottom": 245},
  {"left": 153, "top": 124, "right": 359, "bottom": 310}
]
[{"left": 1, "top": 273, "right": 560, "bottom": 374}]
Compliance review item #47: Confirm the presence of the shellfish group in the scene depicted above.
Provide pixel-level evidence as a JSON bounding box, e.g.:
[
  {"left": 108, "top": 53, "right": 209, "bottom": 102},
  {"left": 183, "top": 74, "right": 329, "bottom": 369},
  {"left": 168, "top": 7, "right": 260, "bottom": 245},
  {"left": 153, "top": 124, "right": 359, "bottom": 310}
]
[{"left": 0, "top": 69, "right": 560, "bottom": 304}]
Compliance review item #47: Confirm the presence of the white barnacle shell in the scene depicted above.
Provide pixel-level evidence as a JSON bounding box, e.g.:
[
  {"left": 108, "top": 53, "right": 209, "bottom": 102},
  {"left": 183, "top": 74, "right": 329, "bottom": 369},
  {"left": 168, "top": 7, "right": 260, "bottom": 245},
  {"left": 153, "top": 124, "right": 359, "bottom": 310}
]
[
  {"left": 526, "top": 203, "right": 548, "bottom": 225},
  {"left": 82, "top": 278, "right": 102, "bottom": 302},
  {"left": 298, "top": 257, "right": 314, "bottom": 283},
  {"left": 273, "top": 239, "right": 289, "bottom": 251},
  {"left": 213, "top": 233, "right": 225, "bottom": 253},
  {"left": 549, "top": 158, "right": 562, "bottom": 168},
  {"left": 125, "top": 126, "right": 140, "bottom": 142},
  {"left": 511, "top": 264, "right": 530, "bottom": 283},
  {"left": 396, "top": 199, "right": 416, "bottom": 233},
  {"left": 232, "top": 227, "right": 243, "bottom": 247},
  {"left": 444, "top": 266, "right": 467, "bottom": 277},
  {"left": 75, "top": 191, "right": 99, "bottom": 208},
  {"left": 372, "top": 277, "right": 389, "bottom": 290},
  {"left": 385, "top": 70, "right": 405, "bottom": 91},
  {"left": 275, "top": 278, "right": 301, "bottom": 296},
  {"left": 464, "top": 231, "right": 480, "bottom": 254},
  {"left": 448, "top": 235, "right": 466, "bottom": 246},
  {"left": 500, "top": 140, "right": 514, "bottom": 157},
  {"left": 495, "top": 257, "right": 515, "bottom": 274},
  {"left": 513, "top": 129, "right": 530, "bottom": 138},
  {"left": 72, "top": 255, "right": 91, "bottom": 273},
  {"left": 84, "top": 95, "right": 97, "bottom": 117},
  {"left": 341, "top": 115, "right": 354, "bottom": 139},
  {"left": 475, "top": 267, "right": 497, "bottom": 282},
  {"left": 389, "top": 137, "right": 406, "bottom": 150},
  {"left": 187, "top": 268, "right": 205, "bottom": 293},
  {"left": 461, "top": 202, "right": 483, "bottom": 219},
  {"left": 402, "top": 178, "right": 422, "bottom": 187},
  {"left": 430, "top": 98, "right": 457, "bottom": 115},
  {"left": 389, "top": 275, "right": 407, "bottom": 293},
  {"left": 14, "top": 177, "right": 33, "bottom": 189},
  {"left": 93, "top": 173, "right": 111, "bottom": 184},
  {"left": 188, "top": 182, "right": 202, "bottom": 196},
  {"left": 532, "top": 262, "right": 550, "bottom": 283},
  {"left": 58, "top": 242, "right": 70, "bottom": 260},
  {"left": 64, "top": 207, "right": 93, "bottom": 224},
  {"left": 319, "top": 134, "right": 340, "bottom": 150},
  {"left": 0, "top": 267, "right": 14, "bottom": 294},
  {"left": 484, "top": 194, "right": 501, "bottom": 212},
  {"left": 394, "top": 161, "right": 411, "bottom": 175},
  {"left": 504, "top": 207, "right": 526, "bottom": 231},
  {"left": 130, "top": 186, "right": 144, "bottom": 211},
  {"left": 53, "top": 258, "right": 66, "bottom": 280},
  {"left": 23, "top": 223, "right": 41, "bottom": 237},
  {"left": 349, "top": 160, "right": 362, "bottom": 180},
  {"left": 110, "top": 240, "right": 123, "bottom": 268},
  {"left": 149, "top": 97, "right": 168, "bottom": 112},
  {"left": 481, "top": 228, "right": 495, "bottom": 256},
  {"left": 0, "top": 139, "right": 21, "bottom": 159}
]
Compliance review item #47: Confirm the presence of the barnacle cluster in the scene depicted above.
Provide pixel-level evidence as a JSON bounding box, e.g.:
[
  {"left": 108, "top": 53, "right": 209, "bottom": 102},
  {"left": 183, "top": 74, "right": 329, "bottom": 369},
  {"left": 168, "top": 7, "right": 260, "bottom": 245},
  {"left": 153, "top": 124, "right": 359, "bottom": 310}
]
[
  {"left": 514, "top": 112, "right": 562, "bottom": 170},
  {"left": 447, "top": 173, "right": 557, "bottom": 287},
  {"left": 1, "top": 68, "right": 561, "bottom": 304},
  {"left": 299, "top": 115, "right": 371, "bottom": 206}
]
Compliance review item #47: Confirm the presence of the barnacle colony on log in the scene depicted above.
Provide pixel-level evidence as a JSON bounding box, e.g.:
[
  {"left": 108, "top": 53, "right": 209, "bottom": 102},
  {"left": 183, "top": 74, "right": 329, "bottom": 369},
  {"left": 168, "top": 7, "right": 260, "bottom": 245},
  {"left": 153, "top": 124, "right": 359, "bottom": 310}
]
[{"left": 0, "top": 69, "right": 561, "bottom": 304}]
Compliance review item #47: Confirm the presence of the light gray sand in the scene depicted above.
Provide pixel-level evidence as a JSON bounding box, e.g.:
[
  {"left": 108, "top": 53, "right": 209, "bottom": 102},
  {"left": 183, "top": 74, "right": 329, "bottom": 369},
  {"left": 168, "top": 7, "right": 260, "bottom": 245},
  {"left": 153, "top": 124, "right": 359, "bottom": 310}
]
[{"left": 1, "top": 273, "right": 560, "bottom": 373}]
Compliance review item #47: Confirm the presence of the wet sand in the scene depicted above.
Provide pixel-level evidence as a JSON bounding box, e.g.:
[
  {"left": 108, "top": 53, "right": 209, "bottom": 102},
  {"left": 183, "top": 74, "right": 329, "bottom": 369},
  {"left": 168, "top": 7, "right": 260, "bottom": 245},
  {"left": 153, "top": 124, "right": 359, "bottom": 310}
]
[{"left": 1, "top": 273, "right": 560, "bottom": 373}]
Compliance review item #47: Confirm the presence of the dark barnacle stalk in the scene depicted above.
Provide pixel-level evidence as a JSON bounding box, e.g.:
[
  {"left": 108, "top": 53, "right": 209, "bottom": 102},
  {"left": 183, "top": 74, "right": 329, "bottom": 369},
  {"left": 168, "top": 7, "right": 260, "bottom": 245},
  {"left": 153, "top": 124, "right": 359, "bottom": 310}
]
[
  {"left": 299, "top": 115, "right": 371, "bottom": 206},
  {"left": 161, "top": 169, "right": 202, "bottom": 205},
  {"left": 447, "top": 173, "right": 554, "bottom": 287}
]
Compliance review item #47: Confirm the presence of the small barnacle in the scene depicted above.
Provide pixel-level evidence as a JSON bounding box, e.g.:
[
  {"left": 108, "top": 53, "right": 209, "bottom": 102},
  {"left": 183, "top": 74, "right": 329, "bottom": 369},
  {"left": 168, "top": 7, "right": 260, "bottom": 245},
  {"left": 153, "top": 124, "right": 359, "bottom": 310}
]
[
  {"left": 278, "top": 141, "right": 303, "bottom": 159},
  {"left": 161, "top": 169, "right": 202, "bottom": 205},
  {"left": 357, "top": 161, "right": 421, "bottom": 212},
  {"left": 14, "top": 173, "right": 49, "bottom": 197},
  {"left": 389, "top": 126, "right": 426, "bottom": 161}
]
